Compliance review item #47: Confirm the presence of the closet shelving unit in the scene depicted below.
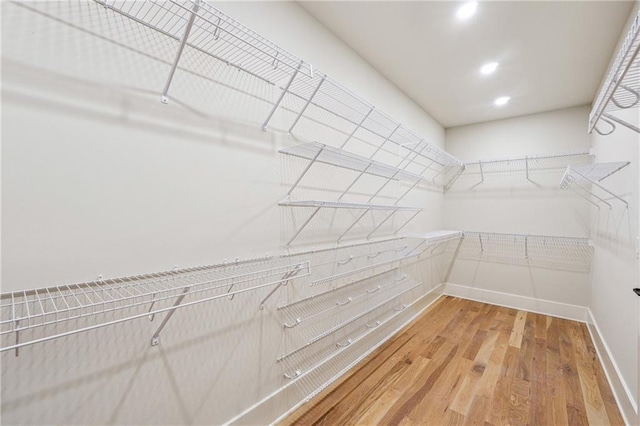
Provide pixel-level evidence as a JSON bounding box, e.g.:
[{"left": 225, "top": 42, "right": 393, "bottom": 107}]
[
  {"left": 276, "top": 230, "right": 461, "bottom": 386},
  {"left": 462, "top": 150, "right": 594, "bottom": 185},
  {"left": 0, "top": 258, "right": 310, "bottom": 353},
  {"left": 589, "top": 9, "right": 640, "bottom": 135},
  {"left": 560, "top": 161, "right": 631, "bottom": 208},
  {"left": 458, "top": 231, "right": 594, "bottom": 273}
]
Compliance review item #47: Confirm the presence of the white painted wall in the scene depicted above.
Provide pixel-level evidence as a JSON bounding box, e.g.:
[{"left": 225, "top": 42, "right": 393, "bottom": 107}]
[
  {"left": 1, "top": 1, "right": 447, "bottom": 424},
  {"left": 443, "top": 106, "right": 593, "bottom": 315},
  {"left": 587, "top": 3, "right": 640, "bottom": 423}
]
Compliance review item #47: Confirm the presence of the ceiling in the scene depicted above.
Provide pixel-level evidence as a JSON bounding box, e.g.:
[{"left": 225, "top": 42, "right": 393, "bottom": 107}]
[{"left": 299, "top": 1, "right": 634, "bottom": 128}]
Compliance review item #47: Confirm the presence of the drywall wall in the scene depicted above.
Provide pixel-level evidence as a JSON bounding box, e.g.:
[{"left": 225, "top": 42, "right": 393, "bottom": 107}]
[
  {"left": 1, "top": 1, "right": 448, "bottom": 425},
  {"left": 443, "top": 106, "right": 593, "bottom": 314},
  {"left": 587, "top": 3, "right": 640, "bottom": 423}
]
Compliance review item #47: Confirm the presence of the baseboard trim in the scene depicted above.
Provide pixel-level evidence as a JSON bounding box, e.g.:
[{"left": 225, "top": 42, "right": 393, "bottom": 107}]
[
  {"left": 443, "top": 282, "right": 588, "bottom": 322},
  {"left": 586, "top": 309, "right": 638, "bottom": 426},
  {"left": 228, "top": 284, "right": 445, "bottom": 425}
]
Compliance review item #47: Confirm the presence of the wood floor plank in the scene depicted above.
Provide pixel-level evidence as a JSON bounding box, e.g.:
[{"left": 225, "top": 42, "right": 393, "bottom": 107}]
[
  {"left": 285, "top": 297, "right": 625, "bottom": 426},
  {"left": 509, "top": 310, "right": 527, "bottom": 348}
]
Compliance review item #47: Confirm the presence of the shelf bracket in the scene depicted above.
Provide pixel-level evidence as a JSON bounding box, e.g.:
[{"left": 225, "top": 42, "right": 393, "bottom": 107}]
[
  {"left": 288, "top": 76, "right": 325, "bottom": 135},
  {"left": 366, "top": 211, "right": 396, "bottom": 240},
  {"left": 340, "top": 107, "right": 374, "bottom": 149},
  {"left": 286, "top": 206, "right": 321, "bottom": 246},
  {"left": 525, "top": 156, "right": 532, "bottom": 183},
  {"left": 259, "top": 264, "right": 303, "bottom": 310},
  {"left": 479, "top": 234, "right": 484, "bottom": 253},
  {"left": 263, "top": 61, "right": 304, "bottom": 131},
  {"left": 393, "top": 210, "right": 422, "bottom": 236},
  {"left": 479, "top": 161, "right": 485, "bottom": 185},
  {"left": 286, "top": 147, "right": 323, "bottom": 196},
  {"left": 524, "top": 236, "right": 528, "bottom": 259},
  {"left": 161, "top": 0, "right": 200, "bottom": 104},
  {"left": 150, "top": 286, "right": 191, "bottom": 346}
]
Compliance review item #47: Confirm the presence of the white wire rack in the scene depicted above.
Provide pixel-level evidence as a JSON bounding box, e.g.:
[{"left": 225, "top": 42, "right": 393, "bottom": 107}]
[
  {"left": 589, "top": 10, "right": 640, "bottom": 135},
  {"left": 0, "top": 258, "right": 310, "bottom": 353},
  {"left": 279, "top": 141, "right": 425, "bottom": 191},
  {"left": 560, "top": 162, "right": 630, "bottom": 208},
  {"left": 462, "top": 151, "right": 594, "bottom": 185},
  {"left": 278, "top": 200, "right": 422, "bottom": 212},
  {"left": 458, "top": 231, "right": 593, "bottom": 273},
  {"left": 92, "top": 0, "right": 464, "bottom": 185}
]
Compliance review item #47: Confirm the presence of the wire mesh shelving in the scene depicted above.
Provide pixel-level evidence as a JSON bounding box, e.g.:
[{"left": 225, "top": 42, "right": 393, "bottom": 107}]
[
  {"left": 560, "top": 162, "right": 630, "bottom": 208},
  {"left": 589, "top": 10, "right": 640, "bottom": 135},
  {"left": 0, "top": 257, "right": 310, "bottom": 353},
  {"left": 458, "top": 231, "right": 593, "bottom": 273}
]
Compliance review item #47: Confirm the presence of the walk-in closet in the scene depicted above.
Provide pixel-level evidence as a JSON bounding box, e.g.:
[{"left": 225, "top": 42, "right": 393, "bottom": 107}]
[{"left": 1, "top": 1, "right": 639, "bottom": 425}]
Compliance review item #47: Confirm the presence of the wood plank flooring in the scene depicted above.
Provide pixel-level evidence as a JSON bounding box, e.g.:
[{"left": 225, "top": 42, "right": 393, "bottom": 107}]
[{"left": 284, "top": 296, "right": 624, "bottom": 426}]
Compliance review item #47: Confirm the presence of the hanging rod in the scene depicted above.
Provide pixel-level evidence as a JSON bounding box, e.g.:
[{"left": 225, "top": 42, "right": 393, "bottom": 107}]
[
  {"left": 589, "top": 10, "right": 640, "bottom": 135},
  {"left": 0, "top": 259, "right": 310, "bottom": 352},
  {"left": 277, "top": 281, "right": 420, "bottom": 362},
  {"left": 560, "top": 162, "right": 630, "bottom": 207}
]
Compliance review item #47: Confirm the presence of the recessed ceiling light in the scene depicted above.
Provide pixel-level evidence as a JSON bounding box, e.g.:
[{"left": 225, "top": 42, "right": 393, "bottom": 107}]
[
  {"left": 494, "top": 96, "right": 511, "bottom": 106},
  {"left": 457, "top": 1, "right": 478, "bottom": 20},
  {"left": 480, "top": 62, "right": 499, "bottom": 75}
]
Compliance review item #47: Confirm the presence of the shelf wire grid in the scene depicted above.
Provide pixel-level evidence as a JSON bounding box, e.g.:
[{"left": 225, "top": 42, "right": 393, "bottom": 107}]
[
  {"left": 278, "top": 199, "right": 422, "bottom": 212},
  {"left": 458, "top": 231, "right": 593, "bottom": 273},
  {"left": 589, "top": 10, "right": 640, "bottom": 134},
  {"left": 279, "top": 141, "right": 425, "bottom": 183},
  {"left": 560, "top": 162, "right": 630, "bottom": 186},
  {"left": 463, "top": 151, "right": 594, "bottom": 175},
  {"left": 93, "top": 0, "right": 464, "bottom": 184},
  {"left": 0, "top": 258, "right": 310, "bottom": 351}
]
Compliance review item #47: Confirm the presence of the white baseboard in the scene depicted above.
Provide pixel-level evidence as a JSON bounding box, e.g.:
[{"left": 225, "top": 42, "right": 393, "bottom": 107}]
[
  {"left": 443, "top": 282, "right": 588, "bottom": 322},
  {"left": 586, "top": 309, "right": 638, "bottom": 426},
  {"left": 229, "top": 284, "right": 445, "bottom": 425}
]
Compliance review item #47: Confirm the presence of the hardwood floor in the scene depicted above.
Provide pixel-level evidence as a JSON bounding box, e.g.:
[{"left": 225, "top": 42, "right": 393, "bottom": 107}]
[{"left": 284, "top": 296, "right": 624, "bottom": 426}]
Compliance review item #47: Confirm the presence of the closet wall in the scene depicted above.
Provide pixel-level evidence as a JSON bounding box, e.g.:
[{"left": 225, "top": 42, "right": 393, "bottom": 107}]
[
  {"left": 588, "top": 4, "right": 640, "bottom": 422},
  {"left": 1, "top": 1, "right": 448, "bottom": 425},
  {"left": 443, "top": 105, "right": 593, "bottom": 318}
]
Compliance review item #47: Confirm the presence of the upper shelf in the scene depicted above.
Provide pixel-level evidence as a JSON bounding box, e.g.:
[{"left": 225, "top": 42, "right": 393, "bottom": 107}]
[
  {"left": 589, "top": 10, "right": 640, "bottom": 135},
  {"left": 464, "top": 151, "right": 593, "bottom": 174},
  {"left": 279, "top": 142, "right": 424, "bottom": 182},
  {"left": 96, "top": 0, "right": 465, "bottom": 182},
  {"left": 278, "top": 199, "right": 422, "bottom": 212}
]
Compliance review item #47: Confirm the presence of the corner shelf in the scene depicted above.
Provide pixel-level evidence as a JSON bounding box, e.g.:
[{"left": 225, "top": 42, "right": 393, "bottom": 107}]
[
  {"left": 589, "top": 10, "right": 640, "bottom": 135},
  {"left": 560, "top": 162, "right": 630, "bottom": 208}
]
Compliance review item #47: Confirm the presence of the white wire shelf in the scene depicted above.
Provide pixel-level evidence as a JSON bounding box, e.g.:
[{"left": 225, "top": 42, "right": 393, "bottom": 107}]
[
  {"left": 589, "top": 10, "right": 640, "bottom": 135},
  {"left": 279, "top": 141, "right": 425, "bottom": 183},
  {"left": 464, "top": 151, "right": 594, "bottom": 175},
  {"left": 277, "top": 281, "right": 419, "bottom": 362},
  {"left": 0, "top": 258, "right": 310, "bottom": 352},
  {"left": 560, "top": 162, "right": 630, "bottom": 208},
  {"left": 280, "top": 289, "right": 424, "bottom": 390},
  {"left": 278, "top": 199, "right": 422, "bottom": 212},
  {"left": 458, "top": 231, "right": 593, "bottom": 273},
  {"left": 93, "top": 0, "right": 465, "bottom": 185}
]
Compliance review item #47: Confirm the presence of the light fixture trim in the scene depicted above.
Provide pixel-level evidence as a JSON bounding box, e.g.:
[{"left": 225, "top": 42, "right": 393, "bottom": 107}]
[
  {"left": 456, "top": 1, "right": 478, "bottom": 20},
  {"left": 480, "top": 62, "right": 499, "bottom": 75},
  {"left": 494, "top": 96, "right": 511, "bottom": 106}
]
